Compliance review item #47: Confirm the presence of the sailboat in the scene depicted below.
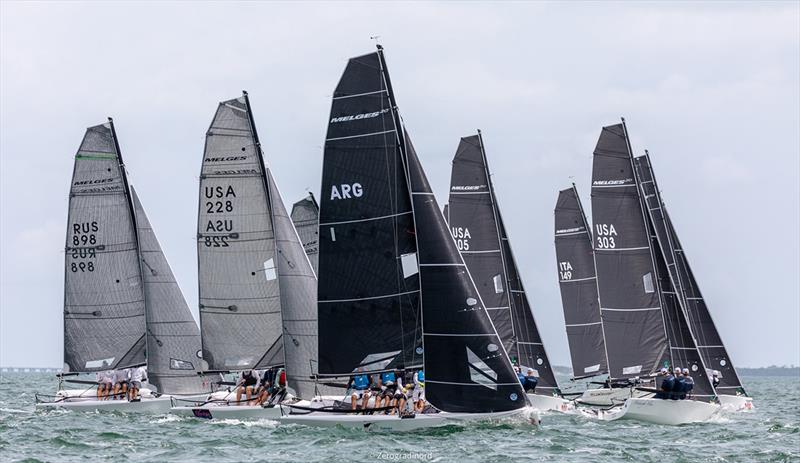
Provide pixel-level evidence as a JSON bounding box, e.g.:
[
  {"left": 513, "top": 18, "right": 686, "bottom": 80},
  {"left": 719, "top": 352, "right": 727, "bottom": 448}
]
[
  {"left": 36, "top": 120, "right": 207, "bottom": 412},
  {"left": 554, "top": 185, "right": 649, "bottom": 406},
  {"left": 634, "top": 151, "right": 752, "bottom": 411},
  {"left": 447, "top": 132, "right": 569, "bottom": 412},
  {"left": 291, "top": 193, "right": 320, "bottom": 275},
  {"left": 587, "top": 120, "right": 719, "bottom": 425},
  {"left": 280, "top": 46, "right": 535, "bottom": 431},
  {"left": 170, "top": 92, "right": 332, "bottom": 420}
]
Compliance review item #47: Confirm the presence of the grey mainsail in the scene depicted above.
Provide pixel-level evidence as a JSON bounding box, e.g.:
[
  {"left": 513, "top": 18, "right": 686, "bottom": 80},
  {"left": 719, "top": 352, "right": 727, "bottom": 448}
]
[
  {"left": 290, "top": 193, "right": 319, "bottom": 276},
  {"left": 132, "top": 187, "right": 207, "bottom": 394},
  {"left": 554, "top": 185, "right": 608, "bottom": 379},
  {"left": 197, "top": 95, "right": 283, "bottom": 371},
  {"left": 63, "top": 121, "right": 146, "bottom": 373},
  {"left": 590, "top": 121, "right": 669, "bottom": 380},
  {"left": 635, "top": 152, "right": 742, "bottom": 395},
  {"left": 447, "top": 133, "right": 558, "bottom": 394}
]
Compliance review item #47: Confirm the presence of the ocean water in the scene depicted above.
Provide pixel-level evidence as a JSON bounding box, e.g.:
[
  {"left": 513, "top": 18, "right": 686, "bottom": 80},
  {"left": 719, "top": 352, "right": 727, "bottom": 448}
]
[{"left": 0, "top": 373, "right": 798, "bottom": 462}]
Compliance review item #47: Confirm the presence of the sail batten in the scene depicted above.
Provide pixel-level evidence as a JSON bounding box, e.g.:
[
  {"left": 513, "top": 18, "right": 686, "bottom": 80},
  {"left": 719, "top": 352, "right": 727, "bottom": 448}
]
[{"left": 554, "top": 185, "right": 608, "bottom": 379}]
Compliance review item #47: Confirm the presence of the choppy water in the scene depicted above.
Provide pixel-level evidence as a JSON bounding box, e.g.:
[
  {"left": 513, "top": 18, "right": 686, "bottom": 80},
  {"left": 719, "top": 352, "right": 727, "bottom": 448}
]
[{"left": 0, "top": 373, "right": 798, "bottom": 462}]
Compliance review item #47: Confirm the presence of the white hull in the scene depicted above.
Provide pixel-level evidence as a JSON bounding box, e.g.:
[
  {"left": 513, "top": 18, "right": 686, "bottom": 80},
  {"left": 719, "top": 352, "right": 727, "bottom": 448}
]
[
  {"left": 577, "top": 387, "right": 652, "bottom": 406},
  {"left": 597, "top": 398, "right": 720, "bottom": 425},
  {"left": 526, "top": 393, "right": 574, "bottom": 413},
  {"left": 171, "top": 403, "right": 281, "bottom": 420},
  {"left": 718, "top": 394, "right": 754, "bottom": 411},
  {"left": 36, "top": 396, "right": 172, "bottom": 413},
  {"left": 280, "top": 407, "right": 535, "bottom": 431}
]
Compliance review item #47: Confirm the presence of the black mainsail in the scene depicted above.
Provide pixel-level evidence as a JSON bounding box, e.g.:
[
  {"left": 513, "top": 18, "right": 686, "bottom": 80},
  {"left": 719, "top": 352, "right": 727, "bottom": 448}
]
[
  {"left": 197, "top": 95, "right": 283, "bottom": 371},
  {"left": 554, "top": 185, "right": 608, "bottom": 379},
  {"left": 447, "top": 133, "right": 558, "bottom": 395},
  {"left": 131, "top": 187, "right": 207, "bottom": 394},
  {"left": 290, "top": 193, "right": 320, "bottom": 276},
  {"left": 318, "top": 46, "right": 524, "bottom": 413},
  {"left": 63, "top": 120, "right": 146, "bottom": 373},
  {"left": 590, "top": 121, "right": 669, "bottom": 380}
]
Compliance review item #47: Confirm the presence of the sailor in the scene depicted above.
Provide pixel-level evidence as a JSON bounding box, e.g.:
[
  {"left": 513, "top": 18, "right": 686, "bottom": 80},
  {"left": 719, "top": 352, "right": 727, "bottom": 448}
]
[
  {"left": 235, "top": 369, "right": 261, "bottom": 405},
  {"left": 682, "top": 368, "right": 694, "bottom": 398},
  {"left": 522, "top": 368, "right": 539, "bottom": 393},
  {"left": 711, "top": 371, "right": 721, "bottom": 388},
  {"left": 376, "top": 370, "right": 401, "bottom": 411},
  {"left": 112, "top": 369, "right": 130, "bottom": 400},
  {"left": 348, "top": 370, "right": 372, "bottom": 410},
  {"left": 96, "top": 370, "right": 112, "bottom": 400},
  {"left": 514, "top": 366, "right": 524, "bottom": 384},
  {"left": 654, "top": 368, "right": 674, "bottom": 400},
  {"left": 259, "top": 368, "right": 287, "bottom": 406},
  {"left": 672, "top": 367, "right": 685, "bottom": 400},
  {"left": 412, "top": 369, "right": 426, "bottom": 412},
  {"left": 128, "top": 365, "right": 147, "bottom": 401}
]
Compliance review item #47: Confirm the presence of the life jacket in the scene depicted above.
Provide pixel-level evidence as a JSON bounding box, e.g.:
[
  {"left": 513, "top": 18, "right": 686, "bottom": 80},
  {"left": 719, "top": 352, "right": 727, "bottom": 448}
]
[
  {"left": 381, "top": 371, "right": 396, "bottom": 385},
  {"left": 353, "top": 374, "right": 369, "bottom": 390},
  {"left": 278, "top": 370, "right": 287, "bottom": 387},
  {"left": 416, "top": 370, "right": 425, "bottom": 387},
  {"left": 661, "top": 375, "right": 675, "bottom": 392}
]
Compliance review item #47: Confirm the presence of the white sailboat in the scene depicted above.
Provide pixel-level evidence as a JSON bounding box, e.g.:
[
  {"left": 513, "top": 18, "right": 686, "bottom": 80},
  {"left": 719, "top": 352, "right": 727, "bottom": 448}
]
[{"left": 36, "top": 120, "right": 209, "bottom": 413}]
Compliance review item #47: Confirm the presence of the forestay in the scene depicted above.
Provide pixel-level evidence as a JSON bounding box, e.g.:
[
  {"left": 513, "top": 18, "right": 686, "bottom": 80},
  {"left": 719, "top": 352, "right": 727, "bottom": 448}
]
[
  {"left": 290, "top": 193, "right": 320, "bottom": 275},
  {"left": 447, "top": 133, "right": 558, "bottom": 394},
  {"left": 197, "top": 96, "right": 283, "bottom": 371},
  {"left": 590, "top": 122, "right": 669, "bottom": 380},
  {"left": 63, "top": 121, "right": 146, "bottom": 373},
  {"left": 317, "top": 49, "right": 422, "bottom": 376},
  {"left": 132, "top": 187, "right": 207, "bottom": 395},
  {"left": 554, "top": 185, "right": 608, "bottom": 379}
]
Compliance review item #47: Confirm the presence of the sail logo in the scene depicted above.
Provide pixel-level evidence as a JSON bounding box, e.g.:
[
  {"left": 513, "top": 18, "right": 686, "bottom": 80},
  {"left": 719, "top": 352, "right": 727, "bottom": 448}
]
[
  {"left": 450, "top": 227, "right": 471, "bottom": 251},
  {"left": 595, "top": 223, "right": 617, "bottom": 249},
  {"left": 592, "top": 178, "right": 633, "bottom": 185},
  {"left": 330, "top": 183, "right": 363, "bottom": 200},
  {"left": 556, "top": 226, "right": 583, "bottom": 234},
  {"left": 330, "top": 108, "right": 390, "bottom": 123},
  {"left": 74, "top": 177, "right": 114, "bottom": 186},
  {"left": 467, "top": 347, "right": 498, "bottom": 390},
  {"left": 204, "top": 156, "right": 247, "bottom": 163},
  {"left": 451, "top": 185, "right": 486, "bottom": 191}
]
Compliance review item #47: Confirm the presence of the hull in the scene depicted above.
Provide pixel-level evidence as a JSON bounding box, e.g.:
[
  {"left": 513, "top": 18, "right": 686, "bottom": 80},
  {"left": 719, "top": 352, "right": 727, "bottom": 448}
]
[
  {"left": 577, "top": 387, "right": 652, "bottom": 406},
  {"left": 170, "top": 404, "right": 281, "bottom": 420},
  {"left": 526, "top": 393, "right": 574, "bottom": 413},
  {"left": 718, "top": 394, "right": 754, "bottom": 411},
  {"left": 598, "top": 398, "right": 720, "bottom": 425},
  {"left": 35, "top": 396, "right": 172, "bottom": 413},
  {"left": 280, "top": 407, "right": 534, "bottom": 431}
]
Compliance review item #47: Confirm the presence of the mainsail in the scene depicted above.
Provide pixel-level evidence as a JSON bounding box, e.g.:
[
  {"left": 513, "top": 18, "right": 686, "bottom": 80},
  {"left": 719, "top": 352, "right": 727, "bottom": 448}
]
[
  {"left": 131, "top": 187, "right": 207, "bottom": 394},
  {"left": 63, "top": 120, "right": 146, "bottom": 373},
  {"left": 318, "top": 46, "right": 524, "bottom": 413},
  {"left": 197, "top": 95, "right": 283, "bottom": 371},
  {"left": 290, "top": 193, "right": 320, "bottom": 275},
  {"left": 635, "top": 152, "right": 741, "bottom": 395},
  {"left": 590, "top": 121, "right": 669, "bottom": 380},
  {"left": 447, "top": 133, "right": 558, "bottom": 395},
  {"left": 554, "top": 185, "right": 608, "bottom": 379}
]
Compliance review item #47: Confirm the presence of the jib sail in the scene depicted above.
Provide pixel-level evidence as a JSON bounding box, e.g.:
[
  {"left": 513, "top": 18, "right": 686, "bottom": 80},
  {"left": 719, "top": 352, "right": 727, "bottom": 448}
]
[
  {"left": 132, "top": 187, "right": 207, "bottom": 394},
  {"left": 554, "top": 185, "right": 608, "bottom": 379},
  {"left": 63, "top": 120, "right": 146, "bottom": 373},
  {"left": 448, "top": 132, "right": 558, "bottom": 395},
  {"left": 590, "top": 121, "right": 669, "bottom": 380}
]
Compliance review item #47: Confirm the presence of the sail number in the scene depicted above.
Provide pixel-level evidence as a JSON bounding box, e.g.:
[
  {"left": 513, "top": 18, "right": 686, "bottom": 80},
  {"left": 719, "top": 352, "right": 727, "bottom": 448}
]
[
  {"left": 451, "top": 227, "right": 472, "bottom": 251},
  {"left": 70, "top": 221, "right": 98, "bottom": 272},
  {"left": 595, "top": 223, "right": 617, "bottom": 249},
  {"left": 558, "top": 261, "right": 573, "bottom": 280},
  {"left": 203, "top": 185, "right": 236, "bottom": 247}
]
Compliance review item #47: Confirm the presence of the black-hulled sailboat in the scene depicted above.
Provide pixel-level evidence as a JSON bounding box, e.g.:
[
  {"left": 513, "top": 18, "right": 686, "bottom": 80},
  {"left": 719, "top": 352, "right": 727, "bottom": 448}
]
[
  {"left": 588, "top": 120, "right": 719, "bottom": 424},
  {"left": 171, "top": 93, "right": 327, "bottom": 419},
  {"left": 634, "top": 151, "right": 752, "bottom": 411},
  {"left": 291, "top": 192, "right": 320, "bottom": 275},
  {"left": 37, "top": 120, "right": 207, "bottom": 412},
  {"left": 447, "top": 132, "right": 569, "bottom": 412},
  {"left": 280, "top": 47, "right": 533, "bottom": 430}
]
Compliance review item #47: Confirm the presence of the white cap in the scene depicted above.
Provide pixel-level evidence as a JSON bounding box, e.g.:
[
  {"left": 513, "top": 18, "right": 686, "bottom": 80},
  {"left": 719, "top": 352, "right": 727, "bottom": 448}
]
[
  {"left": 660, "top": 368, "right": 668, "bottom": 374},
  {"left": 673, "top": 367, "right": 681, "bottom": 374},
  {"left": 682, "top": 368, "right": 690, "bottom": 375}
]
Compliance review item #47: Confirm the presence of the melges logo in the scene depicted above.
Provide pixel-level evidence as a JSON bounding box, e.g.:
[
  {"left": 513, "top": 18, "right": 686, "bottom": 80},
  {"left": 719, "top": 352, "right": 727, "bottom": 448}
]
[{"left": 330, "top": 109, "right": 390, "bottom": 123}]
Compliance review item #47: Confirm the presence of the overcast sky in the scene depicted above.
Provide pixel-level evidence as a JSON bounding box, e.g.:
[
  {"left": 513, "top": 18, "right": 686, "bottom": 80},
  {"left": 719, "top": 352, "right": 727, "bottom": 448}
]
[{"left": 1, "top": 2, "right": 798, "bottom": 369}]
